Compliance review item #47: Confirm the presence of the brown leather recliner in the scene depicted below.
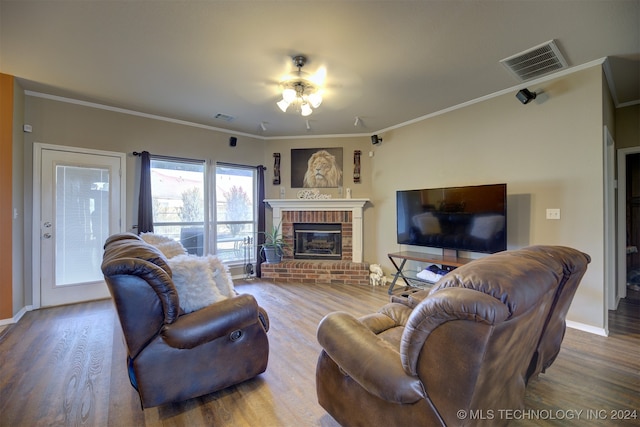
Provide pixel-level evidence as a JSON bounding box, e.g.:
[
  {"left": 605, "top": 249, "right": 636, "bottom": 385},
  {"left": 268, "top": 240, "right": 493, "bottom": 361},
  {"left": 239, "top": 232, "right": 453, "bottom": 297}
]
[
  {"left": 389, "top": 245, "right": 591, "bottom": 382},
  {"left": 101, "top": 233, "right": 269, "bottom": 408},
  {"left": 316, "top": 246, "right": 589, "bottom": 427},
  {"left": 515, "top": 246, "right": 590, "bottom": 380}
]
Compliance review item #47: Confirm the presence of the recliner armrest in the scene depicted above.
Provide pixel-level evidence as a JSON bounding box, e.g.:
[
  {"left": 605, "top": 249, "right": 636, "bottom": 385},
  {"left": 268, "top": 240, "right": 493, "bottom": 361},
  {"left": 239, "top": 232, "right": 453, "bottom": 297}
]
[
  {"left": 357, "top": 302, "right": 413, "bottom": 332},
  {"left": 161, "top": 293, "right": 261, "bottom": 349},
  {"left": 317, "top": 311, "right": 425, "bottom": 404}
]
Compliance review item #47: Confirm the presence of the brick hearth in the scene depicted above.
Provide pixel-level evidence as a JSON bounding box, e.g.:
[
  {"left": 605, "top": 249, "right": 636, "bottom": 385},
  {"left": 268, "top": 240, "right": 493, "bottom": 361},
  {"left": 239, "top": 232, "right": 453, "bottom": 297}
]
[{"left": 261, "top": 260, "right": 370, "bottom": 285}]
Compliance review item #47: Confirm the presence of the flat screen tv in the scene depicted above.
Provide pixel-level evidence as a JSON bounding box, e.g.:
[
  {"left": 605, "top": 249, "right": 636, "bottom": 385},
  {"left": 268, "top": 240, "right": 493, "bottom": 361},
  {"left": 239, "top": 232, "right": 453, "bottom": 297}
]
[{"left": 396, "top": 183, "right": 507, "bottom": 254}]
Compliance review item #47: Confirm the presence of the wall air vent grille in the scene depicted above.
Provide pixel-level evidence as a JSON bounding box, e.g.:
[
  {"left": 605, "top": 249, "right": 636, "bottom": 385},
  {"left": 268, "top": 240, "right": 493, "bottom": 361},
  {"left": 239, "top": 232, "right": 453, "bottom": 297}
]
[{"left": 500, "top": 40, "right": 568, "bottom": 82}]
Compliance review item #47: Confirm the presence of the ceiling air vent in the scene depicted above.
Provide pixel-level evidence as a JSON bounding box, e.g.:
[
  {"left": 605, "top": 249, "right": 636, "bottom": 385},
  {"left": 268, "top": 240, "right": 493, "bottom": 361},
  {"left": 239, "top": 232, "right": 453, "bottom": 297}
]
[
  {"left": 500, "top": 40, "right": 568, "bottom": 82},
  {"left": 214, "top": 113, "right": 235, "bottom": 122}
]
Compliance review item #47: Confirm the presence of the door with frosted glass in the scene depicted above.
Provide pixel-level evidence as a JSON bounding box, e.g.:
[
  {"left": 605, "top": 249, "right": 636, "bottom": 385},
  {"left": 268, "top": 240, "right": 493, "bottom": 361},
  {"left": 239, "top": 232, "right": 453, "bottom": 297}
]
[{"left": 39, "top": 147, "right": 123, "bottom": 307}]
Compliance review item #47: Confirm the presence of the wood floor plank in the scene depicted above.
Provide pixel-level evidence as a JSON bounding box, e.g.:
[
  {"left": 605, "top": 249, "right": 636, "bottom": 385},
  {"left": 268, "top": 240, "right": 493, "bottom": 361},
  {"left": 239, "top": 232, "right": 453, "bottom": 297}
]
[
  {"left": 1, "top": 280, "right": 638, "bottom": 426},
  {"left": 0, "top": 302, "right": 115, "bottom": 426}
]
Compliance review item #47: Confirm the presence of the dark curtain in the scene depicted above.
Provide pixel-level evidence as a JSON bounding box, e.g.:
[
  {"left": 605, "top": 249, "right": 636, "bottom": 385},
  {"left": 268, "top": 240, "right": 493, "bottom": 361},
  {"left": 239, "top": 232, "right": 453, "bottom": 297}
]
[
  {"left": 137, "top": 151, "right": 154, "bottom": 234},
  {"left": 256, "top": 165, "right": 266, "bottom": 277}
]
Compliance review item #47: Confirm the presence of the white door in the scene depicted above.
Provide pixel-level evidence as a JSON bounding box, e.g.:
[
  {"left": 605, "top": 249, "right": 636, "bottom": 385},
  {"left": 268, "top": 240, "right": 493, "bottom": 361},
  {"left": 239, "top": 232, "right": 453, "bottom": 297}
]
[{"left": 35, "top": 144, "right": 125, "bottom": 307}]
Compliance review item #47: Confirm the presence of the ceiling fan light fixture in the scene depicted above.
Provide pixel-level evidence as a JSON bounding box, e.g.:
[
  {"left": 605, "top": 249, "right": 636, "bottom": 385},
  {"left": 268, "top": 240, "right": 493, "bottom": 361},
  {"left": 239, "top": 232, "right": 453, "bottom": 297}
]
[
  {"left": 276, "top": 55, "right": 324, "bottom": 117},
  {"left": 282, "top": 88, "right": 297, "bottom": 103},
  {"left": 308, "top": 92, "right": 322, "bottom": 108},
  {"left": 300, "top": 103, "right": 313, "bottom": 116},
  {"left": 277, "top": 99, "right": 290, "bottom": 112}
]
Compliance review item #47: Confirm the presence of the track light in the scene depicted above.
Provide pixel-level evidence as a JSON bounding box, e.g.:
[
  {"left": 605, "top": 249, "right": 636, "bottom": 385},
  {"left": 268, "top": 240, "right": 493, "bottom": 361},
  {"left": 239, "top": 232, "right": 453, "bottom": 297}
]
[
  {"left": 516, "top": 88, "right": 537, "bottom": 104},
  {"left": 260, "top": 122, "right": 267, "bottom": 132},
  {"left": 354, "top": 116, "right": 361, "bottom": 126}
]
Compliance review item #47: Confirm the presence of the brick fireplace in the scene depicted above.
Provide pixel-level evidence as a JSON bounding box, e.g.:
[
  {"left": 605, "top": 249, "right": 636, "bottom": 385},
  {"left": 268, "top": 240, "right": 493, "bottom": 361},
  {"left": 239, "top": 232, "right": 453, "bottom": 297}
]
[{"left": 261, "top": 198, "right": 370, "bottom": 285}]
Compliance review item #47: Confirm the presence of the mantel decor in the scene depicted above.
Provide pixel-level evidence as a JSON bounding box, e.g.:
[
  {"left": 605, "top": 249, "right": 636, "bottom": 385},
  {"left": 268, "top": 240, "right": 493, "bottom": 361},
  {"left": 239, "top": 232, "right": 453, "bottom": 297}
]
[
  {"left": 273, "top": 153, "right": 281, "bottom": 185},
  {"left": 296, "top": 189, "right": 332, "bottom": 199}
]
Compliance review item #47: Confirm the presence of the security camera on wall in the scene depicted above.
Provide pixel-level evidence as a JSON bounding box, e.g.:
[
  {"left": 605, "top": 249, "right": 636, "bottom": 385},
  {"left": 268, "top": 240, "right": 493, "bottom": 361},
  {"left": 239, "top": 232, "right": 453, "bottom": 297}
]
[{"left": 371, "top": 134, "right": 382, "bottom": 145}]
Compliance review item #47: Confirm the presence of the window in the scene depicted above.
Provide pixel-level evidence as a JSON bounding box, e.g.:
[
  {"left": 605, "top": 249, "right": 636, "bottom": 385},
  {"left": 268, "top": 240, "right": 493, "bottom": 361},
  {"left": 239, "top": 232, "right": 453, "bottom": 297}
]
[
  {"left": 149, "top": 157, "right": 256, "bottom": 264},
  {"left": 151, "top": 158, "right": 206, "bottom": 254},
  {"left": 215, "top": 164, "right": 256, "bottom": 263}
]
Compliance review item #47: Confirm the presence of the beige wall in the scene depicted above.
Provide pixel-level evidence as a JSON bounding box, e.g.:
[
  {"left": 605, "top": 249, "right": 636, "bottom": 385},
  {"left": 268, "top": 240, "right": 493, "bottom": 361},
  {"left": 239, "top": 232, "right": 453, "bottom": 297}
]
[
  {"left": 369, "top": 66, "right": 605, "bottom": 328},
  {"left": 14, "top": 64, "right": 610, "bottom": 330},
  {"left": 616, "top": 104, "right": 640, "bottom": 149}
]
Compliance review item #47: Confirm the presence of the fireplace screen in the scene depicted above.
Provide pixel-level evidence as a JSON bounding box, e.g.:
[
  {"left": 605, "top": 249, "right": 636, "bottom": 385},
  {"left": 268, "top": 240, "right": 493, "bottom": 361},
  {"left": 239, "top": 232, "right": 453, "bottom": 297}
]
[{"left": 294, "top": 223, "right": 342, "bottom": 260}]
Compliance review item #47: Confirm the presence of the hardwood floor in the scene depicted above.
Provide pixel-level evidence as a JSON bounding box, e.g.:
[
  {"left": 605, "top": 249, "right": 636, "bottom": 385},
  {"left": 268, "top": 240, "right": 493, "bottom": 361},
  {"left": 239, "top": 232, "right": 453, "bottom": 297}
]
[{"left": 0, "top": 280, "right": 638, "bottom": 426}]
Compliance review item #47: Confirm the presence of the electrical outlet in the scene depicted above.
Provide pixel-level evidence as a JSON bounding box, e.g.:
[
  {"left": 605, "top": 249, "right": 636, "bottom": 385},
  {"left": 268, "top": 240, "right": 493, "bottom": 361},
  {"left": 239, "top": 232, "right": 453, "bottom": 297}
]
[{"left": 546, "top": 208, "right": 561, "bottom": 220}]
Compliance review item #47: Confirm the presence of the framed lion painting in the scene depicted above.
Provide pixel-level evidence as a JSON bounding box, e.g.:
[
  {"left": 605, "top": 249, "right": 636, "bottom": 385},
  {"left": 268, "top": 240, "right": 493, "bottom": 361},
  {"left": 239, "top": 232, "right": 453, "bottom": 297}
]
[{"left": 291, "top": 148, "right": 343, "bottom": 188}]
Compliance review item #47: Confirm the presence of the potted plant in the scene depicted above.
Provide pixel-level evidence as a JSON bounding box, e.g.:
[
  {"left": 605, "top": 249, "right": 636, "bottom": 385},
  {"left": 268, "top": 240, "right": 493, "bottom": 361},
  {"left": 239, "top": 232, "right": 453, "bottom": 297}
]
[{"left": 259, "top": 222, "right": 291, "bottom": 263}]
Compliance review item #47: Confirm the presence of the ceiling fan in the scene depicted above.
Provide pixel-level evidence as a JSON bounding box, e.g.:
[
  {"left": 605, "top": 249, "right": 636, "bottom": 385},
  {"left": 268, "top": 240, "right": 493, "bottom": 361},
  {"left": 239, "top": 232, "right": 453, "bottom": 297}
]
[{"left": 275, "top": 55, "right": 326, "bottom": 116}]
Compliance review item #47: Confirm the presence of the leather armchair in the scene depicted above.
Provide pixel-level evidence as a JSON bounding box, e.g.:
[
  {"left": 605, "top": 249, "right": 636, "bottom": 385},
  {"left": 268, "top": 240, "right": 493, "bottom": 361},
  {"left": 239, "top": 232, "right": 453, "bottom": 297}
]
[
  {"left": 101, "top": 233, "right": 269, "bottom": 408},
  {"left": 316, "top": 246, "right": 589, "bottom": 426},
  {"left": 390, "top": 246, "right": 590, "bottom": 382}
]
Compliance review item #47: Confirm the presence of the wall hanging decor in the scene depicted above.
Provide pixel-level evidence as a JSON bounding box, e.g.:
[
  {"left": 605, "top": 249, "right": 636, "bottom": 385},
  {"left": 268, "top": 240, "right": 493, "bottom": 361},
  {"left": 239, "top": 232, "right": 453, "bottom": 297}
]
[
  {"left": 291, "top": 147, "right": 343, "bottom": 188},
  {"left": 273, "top": 153, "right": 281, "bottom": 185},
  {"left": 354, "top": 150, "right": 361, "bottom": 183}
]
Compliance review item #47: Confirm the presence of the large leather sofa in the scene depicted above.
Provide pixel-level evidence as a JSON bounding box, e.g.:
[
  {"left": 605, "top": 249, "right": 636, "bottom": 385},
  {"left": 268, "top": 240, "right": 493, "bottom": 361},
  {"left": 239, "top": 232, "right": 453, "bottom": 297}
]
[
  {"left": 101, "top": 233, "right": 269, "bottom": 408},
  {"left": 316, "top": 246, "right": 590, "bottom": 426}
]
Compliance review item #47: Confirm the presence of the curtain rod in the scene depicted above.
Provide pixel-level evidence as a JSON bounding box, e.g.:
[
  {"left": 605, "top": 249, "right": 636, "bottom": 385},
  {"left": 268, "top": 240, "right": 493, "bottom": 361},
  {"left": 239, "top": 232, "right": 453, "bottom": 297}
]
[
  {"left": 132, "top": 151, "right": 204, "bottom": 163},
  {"left": 218, "top": 161, "right": 266, "bottom": 170},
  {"left": 133, "top": 152, "right": 265, "bottom": 170}
]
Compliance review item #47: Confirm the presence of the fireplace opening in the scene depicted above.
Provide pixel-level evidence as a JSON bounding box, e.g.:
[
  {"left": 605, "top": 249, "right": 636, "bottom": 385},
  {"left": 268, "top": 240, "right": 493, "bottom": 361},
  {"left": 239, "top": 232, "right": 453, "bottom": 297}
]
[{"left": 294, "top": 223, "right": 342, "bottom": 260}]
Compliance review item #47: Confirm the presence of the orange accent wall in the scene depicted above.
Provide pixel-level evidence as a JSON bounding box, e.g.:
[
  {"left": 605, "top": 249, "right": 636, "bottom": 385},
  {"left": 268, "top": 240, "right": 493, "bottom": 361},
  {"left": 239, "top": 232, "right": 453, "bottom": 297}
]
[{"left": 0, "top": 73, "right": 14, "bottom": 318}]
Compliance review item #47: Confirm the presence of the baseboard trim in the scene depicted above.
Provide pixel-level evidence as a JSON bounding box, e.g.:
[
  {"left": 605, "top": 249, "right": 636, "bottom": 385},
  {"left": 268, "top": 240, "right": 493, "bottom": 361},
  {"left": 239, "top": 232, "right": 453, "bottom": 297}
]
[
  {"left": 0, "top": 305, "right": 33, "bottom": 326},
  {"left": 566, "top": 320, "right": 608, "bottom": 337}
]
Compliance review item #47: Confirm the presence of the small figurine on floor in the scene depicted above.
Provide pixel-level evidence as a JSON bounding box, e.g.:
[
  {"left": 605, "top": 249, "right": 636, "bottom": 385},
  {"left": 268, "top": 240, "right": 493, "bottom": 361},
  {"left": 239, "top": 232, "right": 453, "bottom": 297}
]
[{"left": 369, "top": 264, "right": 387, "bottom": 287}]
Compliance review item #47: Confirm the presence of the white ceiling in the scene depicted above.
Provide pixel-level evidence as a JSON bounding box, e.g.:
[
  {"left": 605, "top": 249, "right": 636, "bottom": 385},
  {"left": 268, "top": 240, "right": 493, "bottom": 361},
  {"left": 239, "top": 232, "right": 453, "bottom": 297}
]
[{"left": 1, "top": 1, "right": 638, "bottom": 138}]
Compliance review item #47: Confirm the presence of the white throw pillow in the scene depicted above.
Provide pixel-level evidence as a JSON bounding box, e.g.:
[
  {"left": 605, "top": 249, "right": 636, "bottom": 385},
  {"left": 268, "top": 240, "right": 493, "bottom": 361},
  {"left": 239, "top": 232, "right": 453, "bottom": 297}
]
[
  {"left": 167, "top": 254, "right": 236, "bottom": 313},
  {"left": 206, "top": 255, "right": 236, "bottom": 298},
  {"left": 139, "top": 233, "right": 187, "bottom": 258}
]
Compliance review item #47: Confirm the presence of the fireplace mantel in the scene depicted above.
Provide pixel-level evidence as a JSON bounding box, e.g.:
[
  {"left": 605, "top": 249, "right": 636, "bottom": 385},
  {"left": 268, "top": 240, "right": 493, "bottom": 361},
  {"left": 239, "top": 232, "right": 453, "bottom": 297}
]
[
  {"left": 264, "top": 198, "right": 369, "bottom": 263},
  {"left": 264, "top": 198, "right": 369, "bottom": 211}
]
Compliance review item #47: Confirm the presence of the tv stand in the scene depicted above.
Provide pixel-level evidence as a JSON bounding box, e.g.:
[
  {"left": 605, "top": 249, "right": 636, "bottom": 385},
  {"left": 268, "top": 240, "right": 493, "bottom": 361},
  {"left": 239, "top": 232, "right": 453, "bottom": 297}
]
[
  {"left": 442, "top": 248, "right": 458, "bottom": 259},
  {"left": 387, "top": 251, "right": 474, "bottom": 295}
]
